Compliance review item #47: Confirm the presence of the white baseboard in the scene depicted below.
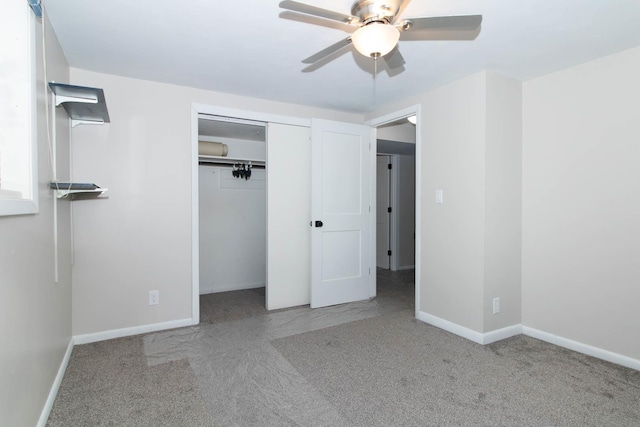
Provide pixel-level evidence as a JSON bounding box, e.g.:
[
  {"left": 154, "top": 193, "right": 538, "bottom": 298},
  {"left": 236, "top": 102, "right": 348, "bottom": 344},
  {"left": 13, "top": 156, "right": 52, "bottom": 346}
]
[
  {"left": 417, "top": 311, "right": 521, "bottom": 345},
  {"left": 37, "top": 338, "right": 74, "bottom": 427},
  {"left": 73, "top": 318, "right": 193, "bottom": 345},
  {"left": 416, "top": 312, "right": 640, "bottom": 371},
  {"left": 522, "top": 326, "right": 640, "bottom": 372},
  {"left": 483, "top": 324, "right": 523, "bottom": 344},
  {"left": 396, "top": 265, "right": 415, "bottom": 271},
  {"left": 199, "top": 282, "right": 265, "bottom": 295},
  {"left": 417, "top": 311, "right": 484, "bottom": 344}
]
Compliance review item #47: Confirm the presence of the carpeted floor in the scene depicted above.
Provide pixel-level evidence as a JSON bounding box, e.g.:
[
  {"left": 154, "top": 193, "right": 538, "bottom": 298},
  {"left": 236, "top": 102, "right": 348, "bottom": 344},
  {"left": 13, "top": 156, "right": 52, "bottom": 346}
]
[
  {"left": 272, "top": 311, "right": 640, "bottom": 426},
  {"left": 47, "top": 269, "right": 640, "bottom": 426}
]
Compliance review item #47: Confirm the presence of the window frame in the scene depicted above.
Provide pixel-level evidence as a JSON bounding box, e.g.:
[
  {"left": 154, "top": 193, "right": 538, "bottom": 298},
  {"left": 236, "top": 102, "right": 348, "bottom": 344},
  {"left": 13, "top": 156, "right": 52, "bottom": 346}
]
[{"left": 0, "top": 2, "right": 39, "bottom": 216}]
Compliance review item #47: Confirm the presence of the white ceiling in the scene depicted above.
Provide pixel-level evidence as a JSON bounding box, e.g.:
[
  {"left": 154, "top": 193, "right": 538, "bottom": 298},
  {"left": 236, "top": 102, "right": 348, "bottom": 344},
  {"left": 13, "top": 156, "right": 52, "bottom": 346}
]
[{"left": 44, "top": 0, "right": 640, "bottom": 114}]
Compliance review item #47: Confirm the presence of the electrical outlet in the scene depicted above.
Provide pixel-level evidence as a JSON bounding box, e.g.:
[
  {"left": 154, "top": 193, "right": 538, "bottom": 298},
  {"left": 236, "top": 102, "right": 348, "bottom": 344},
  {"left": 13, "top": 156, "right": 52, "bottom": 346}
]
[
  {"left": 492, "top": 297, "right": 500, "bottom": 314},
  {"left": 149, "top": 290, "right": 159, "bottom": 306}
]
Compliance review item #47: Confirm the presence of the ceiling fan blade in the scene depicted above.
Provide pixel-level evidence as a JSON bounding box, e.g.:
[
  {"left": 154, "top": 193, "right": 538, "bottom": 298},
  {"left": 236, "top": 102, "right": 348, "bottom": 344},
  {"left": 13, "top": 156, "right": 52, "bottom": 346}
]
[
  {"left": 383, "top": 46, "right": 406, "bottom": 70},
  {"left": 399, "top": 28, "right": 481, "bottom": 41},
  {"left": 302, "top": 37, "right": 353, "bottom": 64},
  {"left": 390, "top": 0, "right": 412, "bottom": 24},
  {"left": 280, "top": 11, "right": 357, "bottom": 32},
  {"left": 279, "top": 1, "right": 358, "bottom": 24},
  {"left": 399, "top": 15, "right": 482, "bottom": 32}
]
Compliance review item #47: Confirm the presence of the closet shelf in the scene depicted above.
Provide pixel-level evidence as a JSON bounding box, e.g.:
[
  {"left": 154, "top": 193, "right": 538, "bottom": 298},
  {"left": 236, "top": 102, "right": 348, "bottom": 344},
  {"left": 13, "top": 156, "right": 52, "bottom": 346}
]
[
  {"left": 49, "top": 182, "right": 108, "bottom": 200},
  {"left": 198, "top": 155, "right": 265, "bottom": 166},
  {"left": 48, "top": 82, "right": 110, "bottom": 127}
]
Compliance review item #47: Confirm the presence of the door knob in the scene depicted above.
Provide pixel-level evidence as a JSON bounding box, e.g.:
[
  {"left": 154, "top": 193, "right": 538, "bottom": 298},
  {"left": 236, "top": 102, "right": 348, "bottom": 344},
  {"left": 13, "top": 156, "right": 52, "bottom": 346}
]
[{"left": 315, "top": 220, "right": 324, "bottom": 228}]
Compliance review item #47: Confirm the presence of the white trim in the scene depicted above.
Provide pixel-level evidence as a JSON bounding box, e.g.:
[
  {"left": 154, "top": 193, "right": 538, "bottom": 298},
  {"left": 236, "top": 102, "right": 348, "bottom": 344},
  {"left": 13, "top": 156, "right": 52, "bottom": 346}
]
[
  {"left": 417, "top": 311, "right": 521, "bottom": 345},
  {"left": 192, "top": 103, "right": 311, "bottom": 128},
  {"left": 73, "top": 318, "right": 192, "bottom": 345},
  {"left": 418, "top": 310, "right": 485, "bottom": 344},
  {"left": 413, "top": 106, "right": 421, "bottom": 319},
  {"left": 483, "top": 324, "right": 523, "bottom": 344},
  {"left": 415, "top": 314, "right": 640, "bottom": 369},
  {"left": 0, "top": 6, "right": 39, "bottom": 216},
  {"left": 191, "top": 105, "right": 200, "bottom": 325},
  {"left": 191, "top": 103, "right": 311, "bottom": 325},
  {"left": 366, "top": 105, "right": 421, "bottom": 318},
  {"left": 369, "top": 131, "right": 378, "bottom": 297},
  {"left": 37, "top": 338, "right": 73, "bottom": 427},
  {"left": 522, "top": 326, "right": 640, "bottom": 372},
  {"left": 367, "top": 106, "right": 419, "bottom": 127},
  {"left": 396, "top": 264, "right": 415, "bottom": 271},
  {"left": 200, "top": 283, "right": 265, "bottom": 295}
]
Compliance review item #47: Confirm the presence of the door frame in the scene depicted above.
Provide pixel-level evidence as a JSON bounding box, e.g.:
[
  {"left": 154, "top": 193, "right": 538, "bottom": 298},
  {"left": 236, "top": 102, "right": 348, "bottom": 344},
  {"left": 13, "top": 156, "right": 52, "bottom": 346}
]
[
  {"left": 366, "top": 105, "right": 421, "bottom": 318},
  {"left": 190, "top": 103, "right": 309, "bottom": 324}
]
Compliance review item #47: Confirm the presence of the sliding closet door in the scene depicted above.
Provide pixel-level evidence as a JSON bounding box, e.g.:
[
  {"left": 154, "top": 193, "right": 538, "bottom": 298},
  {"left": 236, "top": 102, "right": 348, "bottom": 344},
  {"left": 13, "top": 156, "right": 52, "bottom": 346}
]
[{"left": 266, "top": 123, "right": 311, "bottom": 310}]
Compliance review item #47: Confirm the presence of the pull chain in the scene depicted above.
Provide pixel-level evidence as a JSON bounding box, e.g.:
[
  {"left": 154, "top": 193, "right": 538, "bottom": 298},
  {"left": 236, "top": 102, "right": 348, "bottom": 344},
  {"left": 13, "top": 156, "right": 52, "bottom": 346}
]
[{"left": 372, "top": 55, "right": 378, "bottom": 107}]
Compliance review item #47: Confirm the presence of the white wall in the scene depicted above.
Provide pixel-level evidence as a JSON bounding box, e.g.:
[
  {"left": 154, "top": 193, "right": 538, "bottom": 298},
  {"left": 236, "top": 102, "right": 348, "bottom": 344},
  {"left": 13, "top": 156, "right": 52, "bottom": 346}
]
[
  {"left": 69, "top": 68, "right": 361, "bottom": 336},
  {"left": 377, "top": 122, "right": 416, "bottom": 144},
  {"left": 0, "top": 10, "right": 71, "bottom": 427},
  {"left": 199, "top": 135, "right": 265, "bottom": 160},
  {"left": 419, "top": 73, "right": 487, "bottom": 332},
  {"left": 199, "top": 165, "right": 266, "bottom": 294},
  {"left": 522, "top": 46, "right": 640, "bottom": 360},
  {"left": 483, "top": 72, "right": 522, "bottom": 332},
  {"left": 368, "top": 71, "right": 522, "bottom": 336}
]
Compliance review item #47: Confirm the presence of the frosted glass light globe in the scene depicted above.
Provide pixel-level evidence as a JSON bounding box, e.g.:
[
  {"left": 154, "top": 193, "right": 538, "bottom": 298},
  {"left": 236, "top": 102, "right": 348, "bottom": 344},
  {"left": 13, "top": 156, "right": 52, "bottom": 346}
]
[{"left": 351, "top": 22, "right": 400, "bottom": 58}]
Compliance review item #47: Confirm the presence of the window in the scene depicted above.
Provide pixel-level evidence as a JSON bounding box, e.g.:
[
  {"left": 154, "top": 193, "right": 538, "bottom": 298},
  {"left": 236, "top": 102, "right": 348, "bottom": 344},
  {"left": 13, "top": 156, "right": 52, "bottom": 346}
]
[{"left": 0, "top": 1, "right": 38, "bottom": 216}]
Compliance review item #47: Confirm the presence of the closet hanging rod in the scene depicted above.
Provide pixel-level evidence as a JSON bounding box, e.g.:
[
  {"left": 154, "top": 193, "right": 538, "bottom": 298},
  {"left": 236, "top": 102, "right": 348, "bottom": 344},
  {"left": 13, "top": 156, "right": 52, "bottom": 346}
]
[
  {"left": 198, "top": 161, "right": 265, "bottom": 169},
  {"left": 199, "top": 156, "right": 264, "bottom": 166}
]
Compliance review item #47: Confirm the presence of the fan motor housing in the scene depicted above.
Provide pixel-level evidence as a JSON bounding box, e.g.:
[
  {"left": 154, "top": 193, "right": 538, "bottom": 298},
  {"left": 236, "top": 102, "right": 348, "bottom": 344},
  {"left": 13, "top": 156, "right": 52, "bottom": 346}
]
[{"left": 351, "top": 0, "right": 400, "bottom": 23}]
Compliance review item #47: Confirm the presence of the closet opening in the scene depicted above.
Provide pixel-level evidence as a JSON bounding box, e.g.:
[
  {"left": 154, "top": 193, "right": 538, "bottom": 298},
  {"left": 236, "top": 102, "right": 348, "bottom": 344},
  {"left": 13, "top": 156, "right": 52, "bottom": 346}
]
[{"left": 197, "top": 114, "right": 267, "bottom": 314}]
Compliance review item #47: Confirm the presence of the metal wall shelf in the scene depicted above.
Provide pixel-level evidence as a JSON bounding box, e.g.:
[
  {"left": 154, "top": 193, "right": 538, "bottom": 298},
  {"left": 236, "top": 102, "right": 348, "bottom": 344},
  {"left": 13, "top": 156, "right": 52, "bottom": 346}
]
[
  {"left": 49, "top": 182, "right": 108, "bottom": 200},
  {"left": 48, "top": 82, "right": 110, "bottom": 127},
  {"left": 48, "top": 82, "right": 110, "bottom": 201}
]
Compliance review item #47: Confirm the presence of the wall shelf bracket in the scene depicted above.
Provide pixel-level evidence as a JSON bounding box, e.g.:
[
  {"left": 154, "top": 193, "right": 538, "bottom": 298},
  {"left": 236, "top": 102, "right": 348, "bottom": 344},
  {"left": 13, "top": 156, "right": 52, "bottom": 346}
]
[{"left": 48, "top": 82, "right": 110, "bottom": 126}]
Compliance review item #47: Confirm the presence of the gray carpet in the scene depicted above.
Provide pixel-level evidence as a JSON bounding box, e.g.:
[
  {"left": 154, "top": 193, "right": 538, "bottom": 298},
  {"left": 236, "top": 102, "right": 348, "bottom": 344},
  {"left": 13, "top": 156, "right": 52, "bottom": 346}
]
[
  {"left": 271, "top": 310, "right": 640, "bottom": 426},
  {"left": 199, "top": 287, "right": 267, "bottom": 325},
  {"left": 46, "top": 336, "right": 213, "bottom": 426},
  {"left": 47, "top": 269, "right": 640, "bottom": 426}
]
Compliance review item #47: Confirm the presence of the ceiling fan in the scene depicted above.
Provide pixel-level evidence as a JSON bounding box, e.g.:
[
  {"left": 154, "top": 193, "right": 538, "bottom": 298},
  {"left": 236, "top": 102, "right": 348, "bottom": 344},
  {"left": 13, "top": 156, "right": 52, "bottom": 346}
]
[{"left": 279, "top": 0, "right": 482, "bottom": 69}]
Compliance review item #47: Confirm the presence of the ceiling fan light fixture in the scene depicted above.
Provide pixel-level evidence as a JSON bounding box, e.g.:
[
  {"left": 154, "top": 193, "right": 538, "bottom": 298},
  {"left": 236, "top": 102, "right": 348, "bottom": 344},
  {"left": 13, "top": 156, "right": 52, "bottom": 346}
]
[{"left": 351, "top": 22, "right": 400, "bottom": 58}]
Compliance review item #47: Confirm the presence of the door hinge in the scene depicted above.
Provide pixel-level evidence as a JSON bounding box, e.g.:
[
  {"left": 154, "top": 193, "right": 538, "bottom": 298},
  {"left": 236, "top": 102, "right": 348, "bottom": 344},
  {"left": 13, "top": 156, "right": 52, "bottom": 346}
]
[
  {"left": 388, "top": 163, "right": 392, "bottom": 170},
  {"left": 387, "top": 250, "right": 392, "bottom": 256},
  {"left": 387, "top": 207, "right": 392, "bottom": 213}
]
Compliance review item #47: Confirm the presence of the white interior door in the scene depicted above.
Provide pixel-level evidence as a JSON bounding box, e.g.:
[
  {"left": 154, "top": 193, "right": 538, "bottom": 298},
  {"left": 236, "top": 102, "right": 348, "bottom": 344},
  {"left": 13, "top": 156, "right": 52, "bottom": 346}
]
[
  {"left": 311, "top": 119, "right": 371, "bottom": 308},
  {"left": 266, "top": 123, "right": 311, "bottom": 310},
  {"left": 376, "top": 156, "right": 391, "bottom": 269}
]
